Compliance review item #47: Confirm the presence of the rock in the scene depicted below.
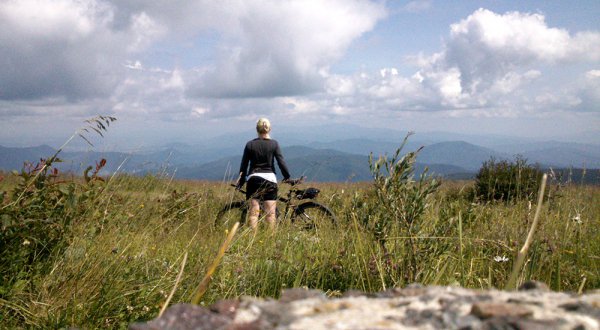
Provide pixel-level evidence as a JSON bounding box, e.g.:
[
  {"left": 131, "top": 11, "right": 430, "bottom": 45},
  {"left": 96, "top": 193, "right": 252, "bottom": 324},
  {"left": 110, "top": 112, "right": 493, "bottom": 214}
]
[
  {"left": 129, "top": 304, "right": 232, "bottom": 330},
  {"left": 518, "top": 281, "right": 550, "bottom": 292},
  {"left": 131, "top": 285, "right": 600, "bottom": 330},
  {"left": 279, "top": 288, "right": 325, "bottom": 303},
  {"left": 479, "top": 316, "right": 562, "bottom": 330},
  {"left": 341, "top": 289, "right": 367, "bottom": 298},
  {"left": 559, "top": 302, "right": 600, "bottom": 320},
  {"left": 210, "top": 299, "right": 241, "bottom": 318},
  {"left": 471, "top": 302, "right": 533, "bottom": 319}
]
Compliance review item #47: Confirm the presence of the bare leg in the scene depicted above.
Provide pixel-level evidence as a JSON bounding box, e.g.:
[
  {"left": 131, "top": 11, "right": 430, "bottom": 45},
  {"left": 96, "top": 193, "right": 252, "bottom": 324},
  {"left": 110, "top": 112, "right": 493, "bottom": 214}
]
[
  {"left": 249, "top": 199, "right": 260, "bottom": 230},
  {"left": 264, "top": 200, "right": 277, "bottom": 231}
]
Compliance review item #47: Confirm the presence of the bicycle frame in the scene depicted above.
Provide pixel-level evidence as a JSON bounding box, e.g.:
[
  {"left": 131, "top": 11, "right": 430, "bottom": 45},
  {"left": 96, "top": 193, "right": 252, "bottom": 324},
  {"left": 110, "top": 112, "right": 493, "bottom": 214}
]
[
  {"left": 217, "top": 181, "right": 337, "bottom": 227},
  {"left": 232, "top": 184, "right": 304, "bottom": 219}
]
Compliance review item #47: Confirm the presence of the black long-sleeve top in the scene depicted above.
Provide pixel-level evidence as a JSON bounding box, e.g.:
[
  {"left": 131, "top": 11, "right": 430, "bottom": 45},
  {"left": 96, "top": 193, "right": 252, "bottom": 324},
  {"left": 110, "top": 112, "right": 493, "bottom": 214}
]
[{"left": 239, "top": 138, "right": 291, "bottom": 180}]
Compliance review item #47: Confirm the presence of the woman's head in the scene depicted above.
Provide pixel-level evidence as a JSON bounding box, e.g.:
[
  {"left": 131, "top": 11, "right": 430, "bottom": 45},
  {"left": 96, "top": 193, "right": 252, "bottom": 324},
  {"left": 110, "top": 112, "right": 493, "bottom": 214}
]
[{"left": 256, "top": 118, "right": 271, "bottom": 135}]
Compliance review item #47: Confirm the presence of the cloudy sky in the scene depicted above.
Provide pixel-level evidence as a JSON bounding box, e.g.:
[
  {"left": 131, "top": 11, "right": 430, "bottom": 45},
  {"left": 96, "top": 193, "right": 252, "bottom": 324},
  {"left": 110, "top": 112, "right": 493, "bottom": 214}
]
[{"left": 1, "top": 0, "right": 599, "bottom": 148}]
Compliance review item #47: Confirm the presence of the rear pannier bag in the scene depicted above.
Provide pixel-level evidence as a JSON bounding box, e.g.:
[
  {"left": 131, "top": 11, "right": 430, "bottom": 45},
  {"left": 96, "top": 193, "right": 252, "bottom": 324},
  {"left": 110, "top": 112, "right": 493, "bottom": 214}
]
[{"left": 296, "top": 187, "right": 320, "bottom": 199}]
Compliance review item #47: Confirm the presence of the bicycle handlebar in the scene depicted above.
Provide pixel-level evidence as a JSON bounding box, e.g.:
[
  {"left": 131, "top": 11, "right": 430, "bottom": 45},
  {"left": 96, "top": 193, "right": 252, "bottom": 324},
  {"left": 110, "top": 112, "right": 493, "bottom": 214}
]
[{"left": 283, "top": 176, "right": 305, "bottom": 186}]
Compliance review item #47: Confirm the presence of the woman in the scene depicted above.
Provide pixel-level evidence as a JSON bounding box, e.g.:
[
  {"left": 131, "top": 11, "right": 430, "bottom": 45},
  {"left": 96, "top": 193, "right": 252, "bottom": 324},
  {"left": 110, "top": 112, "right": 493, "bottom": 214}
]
[{"left": 236, "top": 118, "right": 291, "bottom": 230}]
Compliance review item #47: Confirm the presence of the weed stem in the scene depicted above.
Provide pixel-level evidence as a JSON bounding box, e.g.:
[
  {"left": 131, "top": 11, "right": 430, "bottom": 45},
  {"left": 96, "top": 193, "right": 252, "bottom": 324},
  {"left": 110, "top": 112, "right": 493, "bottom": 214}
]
[{"left": 505, "top": 173, "right": 547, "bottom": 290}]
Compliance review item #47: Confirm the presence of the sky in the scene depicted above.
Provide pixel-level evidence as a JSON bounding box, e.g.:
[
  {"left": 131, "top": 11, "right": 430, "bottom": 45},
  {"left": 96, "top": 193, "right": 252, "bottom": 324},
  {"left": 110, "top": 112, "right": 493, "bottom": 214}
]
[{"left": 0, "top": 0, "right": 599, "bottom": 148}]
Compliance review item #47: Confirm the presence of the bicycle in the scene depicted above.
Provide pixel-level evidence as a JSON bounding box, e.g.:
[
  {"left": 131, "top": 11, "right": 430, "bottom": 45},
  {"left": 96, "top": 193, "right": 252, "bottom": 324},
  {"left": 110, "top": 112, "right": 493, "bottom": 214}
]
[{"left": 215, "top": 177, "right": 337, "bottom": 229}]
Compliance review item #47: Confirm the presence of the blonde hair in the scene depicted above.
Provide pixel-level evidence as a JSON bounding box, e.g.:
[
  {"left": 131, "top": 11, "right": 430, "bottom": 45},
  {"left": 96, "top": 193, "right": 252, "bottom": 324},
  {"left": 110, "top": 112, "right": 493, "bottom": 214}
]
[{"left": 256, "top": 118, "right": 271, "bottom": 134}]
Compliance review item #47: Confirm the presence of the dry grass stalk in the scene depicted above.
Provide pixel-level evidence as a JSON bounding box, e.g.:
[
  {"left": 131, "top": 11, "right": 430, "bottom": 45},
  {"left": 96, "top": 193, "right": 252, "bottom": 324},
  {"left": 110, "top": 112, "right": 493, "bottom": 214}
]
[
  {"left": 578, "top": 277, "right": 587, "bottom": 295},
  {"left": 505, "top": 173, "right": 548, "bottom": 290},
  {"left": 159, "top": 252, "right": 188, "bottom": 317},
  {"left": 190, "top": 222, "right": 240, "bottom": 305}
]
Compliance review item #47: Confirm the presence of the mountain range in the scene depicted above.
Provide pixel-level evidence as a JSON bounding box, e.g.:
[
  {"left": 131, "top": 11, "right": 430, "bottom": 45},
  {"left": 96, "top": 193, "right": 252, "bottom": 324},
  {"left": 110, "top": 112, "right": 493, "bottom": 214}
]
[{"left": 1, "top": 133, "right": 598, "bottom": 184}]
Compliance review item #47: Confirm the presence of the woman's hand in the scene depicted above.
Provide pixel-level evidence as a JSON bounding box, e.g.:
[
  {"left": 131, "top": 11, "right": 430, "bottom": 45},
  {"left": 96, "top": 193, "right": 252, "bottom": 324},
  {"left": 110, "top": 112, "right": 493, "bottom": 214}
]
[
  {"left": 235, "top": 173, "right": 245, "bottom": 190},
  {"left": 283, "top": 177, "right": 305, "bottom": 186}
]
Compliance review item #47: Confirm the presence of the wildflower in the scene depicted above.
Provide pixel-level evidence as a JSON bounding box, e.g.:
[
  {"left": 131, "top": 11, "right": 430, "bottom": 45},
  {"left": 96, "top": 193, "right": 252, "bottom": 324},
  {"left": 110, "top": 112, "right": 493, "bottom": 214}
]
[
  {"left": 142, "top": 306, "right": 150, "bottom": 312},
  {"left": 22, "top": 239, "right": 31, "bottom": 246},
  {"left": 126, "top": 305, "right": 134, "bottom": 312},
  {"left": 139, "top": 203, "right": 144, "bottom": 208},
  {"left": 572, "top": 214, "right": 582, "bottom": 224},
  {"left": 494, "top": 255, "right": 509, "bottom": 263}
]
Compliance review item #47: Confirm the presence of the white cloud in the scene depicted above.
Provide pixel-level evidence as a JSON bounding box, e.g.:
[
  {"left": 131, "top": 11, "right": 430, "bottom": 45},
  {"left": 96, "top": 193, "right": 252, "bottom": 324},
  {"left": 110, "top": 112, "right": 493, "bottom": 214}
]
[
  {"left": 325, "top": 75, "right": 357, "bottom": 97},
  {"left": 191, "top": 106, "right": 210, "bottom": 118},
  {"left": 128, "top": 12, "right": 165, "bottom": 52},
  {"left": 0, "top": 0, "right": 386, "bottom": 122},
  {"left": 574, "top": 69, "right": 600, "bottom": 112},
  {"left": 111, "top": 64, "right": 188, "bottom": 118},
  {"left": 186, "top": 0, "right": 386, "bottom": 98},
  {"left": 490, "top": 70, "right": 541, "bottom": 95},
  {"left": 1, "top": 2, "right": 598, "bottom": 139},
  {"left": 586, "top": 70, "right": 600, "bottom": 79},
  {"left": 379, "top": 68, "right": 398, "bottom": 78},
  {"left": 442, "top": 9, "right": 600, "bottom": 97},
  {"left": 403, "top": 0, "right": 432, "bottom": 13},
  {"left": 0, "top": 0, "right": 163, "bottom": 101},
  {"left": 318, "top": 8, "right": 600, "bottom": 117}
]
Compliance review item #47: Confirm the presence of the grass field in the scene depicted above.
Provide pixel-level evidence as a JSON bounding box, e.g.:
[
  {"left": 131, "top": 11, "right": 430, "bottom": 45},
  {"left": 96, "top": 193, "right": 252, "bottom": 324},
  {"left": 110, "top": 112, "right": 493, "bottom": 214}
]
[{"left": 1, "top": 168, "right": 599, "bottom": 328}]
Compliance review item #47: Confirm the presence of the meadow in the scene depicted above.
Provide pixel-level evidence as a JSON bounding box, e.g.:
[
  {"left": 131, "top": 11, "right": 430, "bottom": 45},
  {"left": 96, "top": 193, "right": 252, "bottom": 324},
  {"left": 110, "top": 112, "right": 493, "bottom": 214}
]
[{"left": 1, "top": 158, "right": 598, "bottom": 329}]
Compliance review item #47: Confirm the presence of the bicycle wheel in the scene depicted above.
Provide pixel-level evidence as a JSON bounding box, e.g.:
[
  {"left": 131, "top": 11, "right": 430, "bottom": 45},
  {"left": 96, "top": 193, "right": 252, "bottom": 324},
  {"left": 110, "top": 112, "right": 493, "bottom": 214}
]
[
  {"left": 292, "top": 201, "right": 337, "bottom": 230},
  {"left": 215, "top": 201, "right": 247, "bottom": 227}
]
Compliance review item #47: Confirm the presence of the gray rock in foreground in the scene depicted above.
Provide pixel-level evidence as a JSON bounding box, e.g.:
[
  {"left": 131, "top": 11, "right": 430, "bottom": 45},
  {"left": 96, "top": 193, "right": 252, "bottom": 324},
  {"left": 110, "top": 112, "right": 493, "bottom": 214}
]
[{"left": 131, "top": 284, "right": 600, "bottom": 329}]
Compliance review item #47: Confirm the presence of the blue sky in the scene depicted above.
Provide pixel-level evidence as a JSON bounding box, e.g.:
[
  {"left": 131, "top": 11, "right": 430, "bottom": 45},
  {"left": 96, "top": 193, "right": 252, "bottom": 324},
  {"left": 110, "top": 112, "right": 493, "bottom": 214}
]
[{"left": 0, "top": 0, "right": 599, "bottom": 148}]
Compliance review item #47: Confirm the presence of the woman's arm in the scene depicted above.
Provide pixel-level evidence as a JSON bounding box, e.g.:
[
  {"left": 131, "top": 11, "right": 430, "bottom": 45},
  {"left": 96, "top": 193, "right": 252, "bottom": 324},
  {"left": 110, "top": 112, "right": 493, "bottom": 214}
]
[
  {"left": 237, "top": 144, "right": 250, "bottom": 187},
  {"left": 274, "top": 142, "right": 291, "bottom": 180}
]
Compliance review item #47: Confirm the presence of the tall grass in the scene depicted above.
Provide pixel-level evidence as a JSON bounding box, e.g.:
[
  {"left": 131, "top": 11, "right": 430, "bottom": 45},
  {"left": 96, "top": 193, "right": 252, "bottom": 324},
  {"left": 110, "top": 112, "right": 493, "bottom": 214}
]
[{"left": 0, "top": 164, "right": 598, "bottom": 328}]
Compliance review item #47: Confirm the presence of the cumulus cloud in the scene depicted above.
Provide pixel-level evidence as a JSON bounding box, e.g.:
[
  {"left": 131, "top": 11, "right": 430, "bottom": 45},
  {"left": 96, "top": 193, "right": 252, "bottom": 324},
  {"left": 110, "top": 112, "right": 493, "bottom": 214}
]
[
  {"left": 186, "top": 0, "right": 386, "bottom": 98},
  {"left": 0, "top": 0, "right": 385, "bottom": 123},
  {"left": 324, "top": 8, "right": 600, "bottom": 116},
  {"left": 0, "top": 0, "right": 163, "bottom": 101},
  {"left": 109, "top": 5, "right": 600, "bottom": 122},
  {"left": 441, "top": 9, "right": 600, "bottom": 97},
  {"left": 574, "top": 69, "right": 600, "bottom": 112},
  {"left": 111, "top": 64, "right": 188, "bottom": 119},
  {"left": 1, "top": 2, "right": 598, "bottom": 133}
]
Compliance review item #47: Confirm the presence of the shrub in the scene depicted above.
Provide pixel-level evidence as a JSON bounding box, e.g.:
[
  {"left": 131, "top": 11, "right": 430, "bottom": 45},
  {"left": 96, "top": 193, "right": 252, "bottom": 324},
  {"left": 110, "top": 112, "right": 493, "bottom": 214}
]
[
  {"left": 367, "top": 133, "right": 440, "bottom": 282},
  {"left": 1, "top": 158, "right": 74, "bottom": 294},
  {"left": 475, "top": 156, "right": 543, "bottom": 202},
  {"left": 0, "top": 116, "right": 115, "bottom": 301}
]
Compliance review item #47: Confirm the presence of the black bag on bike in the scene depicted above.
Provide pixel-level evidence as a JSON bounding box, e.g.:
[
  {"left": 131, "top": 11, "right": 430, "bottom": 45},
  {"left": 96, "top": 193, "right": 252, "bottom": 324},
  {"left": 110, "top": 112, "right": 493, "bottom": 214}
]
[{"left": 296, "top": 187, "right": 320, "bottom": 199}]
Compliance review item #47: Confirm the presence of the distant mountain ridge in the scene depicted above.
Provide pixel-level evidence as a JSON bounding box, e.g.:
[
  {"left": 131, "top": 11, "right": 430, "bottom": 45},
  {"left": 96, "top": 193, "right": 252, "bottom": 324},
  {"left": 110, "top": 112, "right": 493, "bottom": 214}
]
[
  {"left": 418, "top": 141, "right": 504, "bottom": 171},
  {"left": 0, "top": 145, "right": 56, "bottom": 170},
  {"left": 176, "top": 146, "right": 469, "bottom": 182},
  {"left": 1, "top": 137, "right": 598, "bottom": 183}
]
